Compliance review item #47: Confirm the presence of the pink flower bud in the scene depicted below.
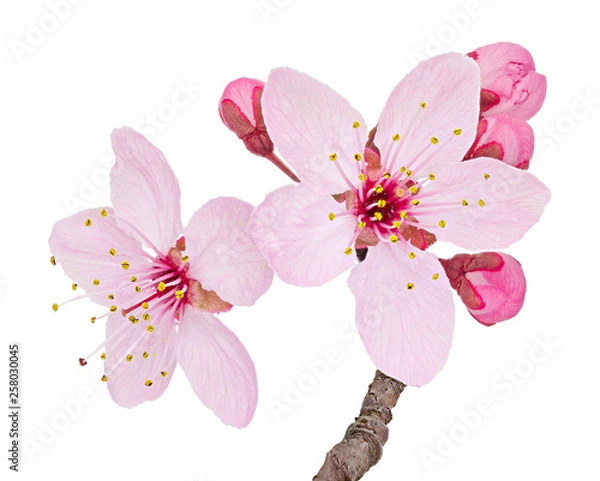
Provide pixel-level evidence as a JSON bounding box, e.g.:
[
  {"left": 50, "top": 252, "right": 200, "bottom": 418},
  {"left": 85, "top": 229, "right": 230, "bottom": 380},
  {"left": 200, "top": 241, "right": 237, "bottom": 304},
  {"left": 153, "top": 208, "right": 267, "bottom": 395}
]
[
  {"left": 463, "top": 114, "right": 534, "bottom": 169},
  {"left": 467, "top": 42, "right": 547, "bottom": 120},
  {"left": 440, "top": 252, "right": 526, "bottom": 326},
  {"left": 219, "top": 77, "right": 300, "bottom": 182}
]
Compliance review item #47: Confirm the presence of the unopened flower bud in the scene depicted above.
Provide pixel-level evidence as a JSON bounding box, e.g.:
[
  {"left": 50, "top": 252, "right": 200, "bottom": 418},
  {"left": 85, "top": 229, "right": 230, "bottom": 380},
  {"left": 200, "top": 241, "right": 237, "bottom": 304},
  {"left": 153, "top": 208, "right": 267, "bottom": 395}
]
[
  {"left": 219, "top": 77, "right": 299, "bottom": 182},
  {"left": 467, "top": 42, "right": 546, "bottom": 120},
  {"left": 440, "top": 252, "right": 526, "bottom": 326},
  {"left": 464, "top": 114, "right": 534, "bottom": 169}
]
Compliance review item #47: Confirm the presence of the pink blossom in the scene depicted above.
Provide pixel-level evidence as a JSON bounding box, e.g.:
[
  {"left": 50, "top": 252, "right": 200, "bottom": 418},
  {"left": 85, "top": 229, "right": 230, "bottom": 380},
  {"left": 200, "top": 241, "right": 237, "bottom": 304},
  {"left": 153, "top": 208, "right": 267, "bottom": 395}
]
[
  {"left": 250, "top": 53, "right": 550, "bottom": 386},
  {"left": 464, "top": 114, "right": 534, "bottom": 169},
  {"left": 440, "top": 252, "right": 526, "bottom": 326},
  {"left": 49, "top": 128, "right": 273, "bottom": 428},
  {"left": 467, "top": 42, "right": 547, "bottom": 120},
  {"left": 219, "top": 77, "right": 300, "bottom": 182}
]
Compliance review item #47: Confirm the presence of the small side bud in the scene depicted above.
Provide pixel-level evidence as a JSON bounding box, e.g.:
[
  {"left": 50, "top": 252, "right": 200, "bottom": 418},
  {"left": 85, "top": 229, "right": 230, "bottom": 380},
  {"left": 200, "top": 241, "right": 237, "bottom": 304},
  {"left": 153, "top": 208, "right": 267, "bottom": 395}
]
[
  {"left": 219, "top": 77, "right": 299, "bottom": 182},
  {"left": 439, "top": 252, "right": 526, "bottom": 326}
]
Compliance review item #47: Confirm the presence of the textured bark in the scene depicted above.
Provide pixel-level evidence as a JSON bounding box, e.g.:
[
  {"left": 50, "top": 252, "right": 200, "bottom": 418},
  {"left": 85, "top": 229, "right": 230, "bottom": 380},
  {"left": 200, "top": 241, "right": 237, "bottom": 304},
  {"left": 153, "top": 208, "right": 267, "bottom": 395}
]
[{"left": 313, "top": 370, "right": 407, "bottom": 481}]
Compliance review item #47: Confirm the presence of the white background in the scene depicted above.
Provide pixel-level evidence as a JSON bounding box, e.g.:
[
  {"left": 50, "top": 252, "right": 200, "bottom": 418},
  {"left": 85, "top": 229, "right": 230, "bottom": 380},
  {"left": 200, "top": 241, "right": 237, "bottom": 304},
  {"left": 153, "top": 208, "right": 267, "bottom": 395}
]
[{"left": 1, "top": 1, "right": 598, "bottom": 480}]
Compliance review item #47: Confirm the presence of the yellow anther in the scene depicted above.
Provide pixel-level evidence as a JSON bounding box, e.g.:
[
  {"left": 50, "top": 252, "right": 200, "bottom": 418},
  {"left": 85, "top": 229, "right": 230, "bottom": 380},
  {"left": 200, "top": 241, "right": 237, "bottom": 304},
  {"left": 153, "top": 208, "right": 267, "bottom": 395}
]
[
  {"left": 126, "top": 354, "right": 133, "bottom": 362},
  {"left": 432, "top": 273, "right": 440, "bottom": 280},
  {"left": 420, "top": 102, "right": 427, "bottom": 109},
  {"left": 462, "top": 199, "right": 468, "bottom": 206},
  {"left": 377, "top": 199, "right": 386, "bottom": 208},
  {"left": 121, "top": 261, "right": 130, "bottom": 270},
  {"left": 409, "top": 186, "right": 419, "bottom": 194},
  {"left": 411, "top": 199, "right": 420, "bottom": 206},
  {"left": 130, "top": 276, "right": 137, "bottom": 282},
  {"left": 50, "top": 256, "right": 56, "bottom": 266},
  {"left": 108, "top": 293, "right": 114, "bottom": 300},
  {"left": 454, "top": 128, "right": 462, "bottom": 136},
  {"left": 328, "top": 212, "right": 336, "bottom": 221},
  {"left": 383, "top": 172, "right": 391, "bottom": 179},
  {"left": 329, "top": 153, "right": 338, "bottom": 161},
  {"left": 52, "top": 303, "right": 59, "bottom": 312},
  {"left": 128, "top": 315, "right": 137, "bottom": 323},
  {"left": 100, "top": 352, "right": 106, "bottom": 360},
  {"left": 358, "top": 221, "right": 366, "bottom": 229},
  {"left": 84, "top": 218, "right": 92, "bottom": 227},
  {"left": 430, "top": 137, "right": 439, "bottom": 144},
  {"left": 100, "top": 209, "right": 108, "bottom": 217},
  {"left": 109, "top": 305, "right": 117, "bottom": 312},
  {"left": 354, "top": 153, "right": 362, "bottom": 161},
  {"left": 358, "top": 173, "right": 367, "bottom": 182},
  {"left": 375, "top": 185, "right": 384, "bottom": 194},
  {"left": 144, "top": 380, "right": 153, "bottom": 387},
  {"left": 93, "top": 279, "right": 100, "bottom": 286},
  {"left": 399, "top": 211, "right": 407, "bottom": 219},
  {"left": 396, "top": 188, "right": 405, "bottom": 197},
  {"left": 101, "top": 375, "right": 108, "bottom": 382},
  {"left": 90, "top": 317, "right": 96, "bottom": 324},
  {"left": 429, "top": 173, "right": 436, "bottom": 181},
  {"left": 344, "top": 247, "right": 353, "bottom": 256},
  {"left": 142, "top": 351, "right": 149, "bottom": 359},
  {"left": 374, "top": 212, "right": 383, "bottom": 221},
  {"left": 406, "top": 282, "right": 415, "bottom": 290},
  {"left": 400, "top": 166, "right": 407, "bottom": 173},
  {"left": 182, "top": 255, "right": 189, "bottom": 262},
  {"left": 392, "top": 133, "right": 400, "bottom": 141},
  {"left": 478, "top": 199, "right": 486, "bottom": 207},
  {"left": 71, "top": 283, "right": 77, "bottom": 291},
  {"left": 406, "top": 170, "right": 413, "bottom": 177},
  {"left": 408, "top": 252, "right": 416, "bottom": 259},
  {"left": 141, "top": 302, "right": 149, "bottom": 309},
  {"left": 161, "top": 371, "right": 168, "bottom": 377},
  {"left": 109, "top": 248, "right": 116, "bottom": 256},
  {"left": 484, "top": 173, "right": 491, "bottom": 180},
  {"left": 175, "top": 290, "right": 184, "bottom": 299},
  {"left": 135, "top": 286, "right": 142, "bottom": 293},
  {"left": 438, "top": 220, "right": 447, "bottom": 228},
  {"left": 389, "top": 235, "right": 399, "bottom": 244},
  {"left": 157, "top": 282, "right": 166, "bottom": 292},
  {"left": 142, "top": 313, "right": 150, "bottom": 321},
  {"left": 352, "top": 121, "right": 361, "bottom": 128},
  {"left": 146, "top": 325, "right": 155, "bottom": 332},
  {"left": 393, "top": 220, "right": 402, "bottom": 229}
]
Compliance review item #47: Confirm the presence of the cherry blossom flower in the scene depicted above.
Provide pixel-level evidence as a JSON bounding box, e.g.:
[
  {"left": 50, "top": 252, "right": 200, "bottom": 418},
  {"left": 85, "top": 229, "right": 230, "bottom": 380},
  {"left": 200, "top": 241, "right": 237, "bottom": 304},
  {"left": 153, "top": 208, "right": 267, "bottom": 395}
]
[
  {"left": 219, "top": 77, "right": 300, "bottom": 182},
  {"left": 440, "top": 252, "right": 526, "bottom": 326},
  {"left": 464, "top": 42, "right": 546, "bottom": 169},
  {"left": 250, "top": 53, "right": 550, "bottom": 386},
  {"left": 49, "top": 127, "right": 273, "bottom": 428}
]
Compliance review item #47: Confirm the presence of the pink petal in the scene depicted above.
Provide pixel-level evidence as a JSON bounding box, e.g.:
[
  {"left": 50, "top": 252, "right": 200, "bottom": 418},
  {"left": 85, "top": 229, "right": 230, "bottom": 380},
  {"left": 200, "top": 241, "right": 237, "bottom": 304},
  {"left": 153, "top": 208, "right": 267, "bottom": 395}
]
[
  {"left": 375, "top": 53, "right": 480, "bottom": 175},
  {"left": 176, "top": 310, "right": 257, "bottom": 428},
  {"left": 184, "top": 197, "right": 274, "bottom": 307},
  {"left": 48, "top": 207, "right": 150, "bottom": 307},
  {"left": 104, "top": 298, "right": 177, "bottom": 408},
  {"left": 250, "top": 184, "right": 357, "bottom": 286},
  {"left": 415, "top": 158, "right": 550, "bottom": 250},
  {"left": 110, "top": 127, "right": 183, "bottom": 253},
  {"left": 465, "top": 114, "right": 534, "bottom": 169},
  {"left": 470, "top": 42, "right": 547, "bottom": 120},
  {"left": 348, "top": 243, "right": 454, "bottom": 386},
  {"left": 219, "top": 77, "right": 265, "bottom": 128},
  {"left": 262, "top": 67, "right": 367, "bottom": 195}
]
